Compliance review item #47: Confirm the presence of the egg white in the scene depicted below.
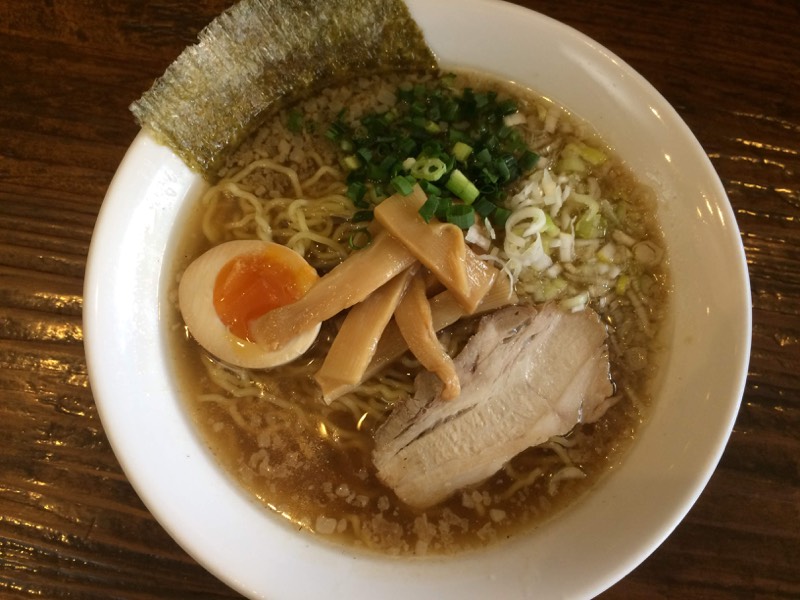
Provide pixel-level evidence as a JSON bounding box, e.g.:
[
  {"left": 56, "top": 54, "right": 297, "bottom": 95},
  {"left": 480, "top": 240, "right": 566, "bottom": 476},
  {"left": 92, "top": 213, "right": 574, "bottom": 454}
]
[{"left": 178, "top": 239, "right": 320, "bottom": 369}]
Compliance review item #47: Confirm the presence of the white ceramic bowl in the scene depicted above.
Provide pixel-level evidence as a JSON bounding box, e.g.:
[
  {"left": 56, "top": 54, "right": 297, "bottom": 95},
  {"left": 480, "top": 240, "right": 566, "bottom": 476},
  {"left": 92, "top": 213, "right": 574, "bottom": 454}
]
[{"left": 84, "top": 0, "right": 751, "bottom": 598}]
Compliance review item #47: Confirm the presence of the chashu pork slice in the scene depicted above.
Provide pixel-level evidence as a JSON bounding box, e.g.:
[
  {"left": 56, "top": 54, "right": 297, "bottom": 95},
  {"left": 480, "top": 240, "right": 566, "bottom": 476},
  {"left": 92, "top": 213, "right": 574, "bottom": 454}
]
[{"left": 372, "top": 304, "right": 614, "bottom": 509}]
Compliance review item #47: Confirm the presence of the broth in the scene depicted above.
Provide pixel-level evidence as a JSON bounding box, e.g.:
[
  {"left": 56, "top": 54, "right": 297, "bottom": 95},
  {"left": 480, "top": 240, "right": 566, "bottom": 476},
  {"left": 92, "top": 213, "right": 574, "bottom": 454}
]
[{"left": 167, "top": 70, "right": 670, "bottom": 555}]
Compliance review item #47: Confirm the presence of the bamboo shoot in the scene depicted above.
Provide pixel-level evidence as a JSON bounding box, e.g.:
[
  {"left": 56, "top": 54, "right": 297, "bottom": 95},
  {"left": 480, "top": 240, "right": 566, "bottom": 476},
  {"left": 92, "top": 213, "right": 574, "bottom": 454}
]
[
  {"left": 323, "top": 275, "right": 517, "bottom": 402},
  {"left": 249, "top": 230, "right": 416, "bottom": 351},
  {"left": 394, "top": 272, "right": 460, "bottom": 400},
  {"left": 373, "top": 186, "right": 498, "bottom": 313},
  {"left": 315, "top": 266, "right": 417, "bottom": 403}
]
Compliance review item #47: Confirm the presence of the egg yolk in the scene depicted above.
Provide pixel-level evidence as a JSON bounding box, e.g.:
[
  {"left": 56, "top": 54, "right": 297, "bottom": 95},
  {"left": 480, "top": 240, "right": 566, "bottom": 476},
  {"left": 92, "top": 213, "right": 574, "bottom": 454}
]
[{"left": 213, "top": 250, "right": 316, "bottom": 342}]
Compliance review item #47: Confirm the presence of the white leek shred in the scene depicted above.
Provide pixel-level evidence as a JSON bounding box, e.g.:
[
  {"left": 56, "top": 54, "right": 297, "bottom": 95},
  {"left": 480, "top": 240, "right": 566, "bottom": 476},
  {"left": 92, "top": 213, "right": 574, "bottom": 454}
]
[
  {"left": 472, "top": 123, "right": 662, "bottom": 310},
  {"left": 465, "top": 223, "right": 491, "bottom": 251},
  {"left": 548, "top": 466, "right": 586, "bottom": 496},
  {"left": 483, "top": 217, "right": 497, "bottom": 240},
  {"left": 543, "top": 105, "right": 560, "bottom": 133},
  {"left": 560, "top": 291, "right": 589, "bottom": 313},
  {"left": 558, "top": 230, "right": 574, "bottom": 263},
  {"left": 503, "top": 112, "right": 527, "bottom": 127}
]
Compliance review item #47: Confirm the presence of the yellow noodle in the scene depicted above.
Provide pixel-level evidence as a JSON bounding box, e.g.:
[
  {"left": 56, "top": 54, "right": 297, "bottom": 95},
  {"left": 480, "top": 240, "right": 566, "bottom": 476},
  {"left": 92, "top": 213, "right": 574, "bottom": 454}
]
[
  {"left": 200, "top": 192, "right": 224, "bottom": 243},
  {"left": 305, "top": 150, "right": 327, "bottom": 169},
  {"left": 229, "top": 157, "right": 304, "bottom": 197},
  {"left": 285, "top": 230, "right": 349, "bottom": 260},
  {"left": 542, "top": 440, "right": 574, "bottom": 466},
  {"left": 199, "top": 394, "right": 254, "bottom": 432},
  {"left": 301, "top": 165, "right": 342, "bottom": 189},
  {"left": 498, "top": 467, "right": 544, "bottom": 500},
  {"left": 547, "top": 466, "right": 586, "bottom": 496}
]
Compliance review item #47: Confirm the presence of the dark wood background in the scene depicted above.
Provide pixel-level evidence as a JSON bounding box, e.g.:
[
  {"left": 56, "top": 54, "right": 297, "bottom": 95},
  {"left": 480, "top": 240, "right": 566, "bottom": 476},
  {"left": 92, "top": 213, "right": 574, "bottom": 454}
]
[{"left": 1, "top": 1, "right": 797, "bottom": 597}]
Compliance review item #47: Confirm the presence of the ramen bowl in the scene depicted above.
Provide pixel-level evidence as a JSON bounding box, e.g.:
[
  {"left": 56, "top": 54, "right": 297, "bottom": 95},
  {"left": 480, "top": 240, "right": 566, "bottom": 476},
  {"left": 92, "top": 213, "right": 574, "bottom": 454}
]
[{"left": 83, "top": 0, "right": 751, "bottom": 598}]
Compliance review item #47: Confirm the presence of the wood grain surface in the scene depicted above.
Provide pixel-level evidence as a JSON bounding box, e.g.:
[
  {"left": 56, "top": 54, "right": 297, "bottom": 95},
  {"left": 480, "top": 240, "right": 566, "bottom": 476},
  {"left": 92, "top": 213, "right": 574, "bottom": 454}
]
[{"left": 1, "top": 1, "right": 798, "bottom": 598}]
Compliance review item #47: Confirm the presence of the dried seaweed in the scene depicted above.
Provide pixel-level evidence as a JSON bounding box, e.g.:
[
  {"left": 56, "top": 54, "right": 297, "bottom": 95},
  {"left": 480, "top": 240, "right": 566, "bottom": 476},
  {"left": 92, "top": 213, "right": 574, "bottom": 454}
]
[{"left": 130, "top": 0, "right": 438, "bottom": 177}]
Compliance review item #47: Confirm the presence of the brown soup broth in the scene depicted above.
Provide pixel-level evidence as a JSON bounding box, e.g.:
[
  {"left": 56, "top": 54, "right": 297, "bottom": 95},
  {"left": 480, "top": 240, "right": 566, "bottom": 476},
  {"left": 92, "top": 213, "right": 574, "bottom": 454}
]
[{"left": 167, "top": 70, "right": 670, "bottom": 556}]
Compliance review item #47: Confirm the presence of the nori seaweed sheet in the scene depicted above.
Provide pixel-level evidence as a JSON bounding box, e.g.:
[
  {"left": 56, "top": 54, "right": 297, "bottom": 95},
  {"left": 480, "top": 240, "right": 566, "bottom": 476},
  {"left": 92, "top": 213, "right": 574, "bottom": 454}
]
[{"left": 130, "top": 0, "right": 438, "bottom": 177}]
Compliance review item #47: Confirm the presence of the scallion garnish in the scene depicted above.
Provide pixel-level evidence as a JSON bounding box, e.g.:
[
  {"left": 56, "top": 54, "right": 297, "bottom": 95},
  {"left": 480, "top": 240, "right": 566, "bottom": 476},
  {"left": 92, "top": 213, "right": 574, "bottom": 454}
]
[
  {"left": 347, "top": 181, "right": 367, "bottom": 206},
  {"left": 418, "top": 195, "right": 440, "bottom": 223},
  {"left": 472, "top": 197, "right": 496, "bottom": 218},
  {"left": 493, "top": 206, "right": 512, "bottom": 227},
  {"left": 446, "top": 204, "right": 475, "bottom": 229},
  {"left": 343, "top": 155, "right": 360, "bottom": 170},
  {"left": 357, "top": 147, "right": 373, "bottom": 162},
  {"left": 391, "top": 175, "right": 415, "bottom": 196},
  {"left": 452, "top": 141, "right": 473, "bottom": 162},
  {"left": 411, "top": 157, "right": 447, "bottom": 182},
  {"left": 519, "top": 149, "right": 539, "bottom": 171},
  {"left": 419, "top": 180, "right": 442, "bottom": 197},
  {"left": 446, "top": 169, "right": 479, "bottom": 204},
  {"left": 327, "top": 74, "right": 540, "bottom": 229},
  {"left": 475, "top": 147, "right": 492, "bottom": 165},
  {"left": 287, "top": 109, "right": 304, "bottom": 133},
  {"left": 326, "top": 119, "right": 347, "bottom": 141},
  {"left": 352, "top": 209, "right": 374, "bottom": 223},
  {"left": 348, "top": 228, "right": 373, "bottom": 250}
]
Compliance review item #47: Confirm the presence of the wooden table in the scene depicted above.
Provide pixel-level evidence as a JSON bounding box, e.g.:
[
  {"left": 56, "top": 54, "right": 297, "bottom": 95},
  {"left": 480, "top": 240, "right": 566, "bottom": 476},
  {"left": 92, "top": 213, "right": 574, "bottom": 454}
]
[{"left": 1, "top": 1, "right": 797, "bottom": 597}]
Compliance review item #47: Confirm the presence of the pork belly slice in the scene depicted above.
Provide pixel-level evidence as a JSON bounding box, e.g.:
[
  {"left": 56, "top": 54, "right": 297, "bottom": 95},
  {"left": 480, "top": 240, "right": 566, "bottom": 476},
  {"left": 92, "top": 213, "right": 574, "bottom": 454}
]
[{"left": 372, "top": 304, "right": 613, "bottom": 509}]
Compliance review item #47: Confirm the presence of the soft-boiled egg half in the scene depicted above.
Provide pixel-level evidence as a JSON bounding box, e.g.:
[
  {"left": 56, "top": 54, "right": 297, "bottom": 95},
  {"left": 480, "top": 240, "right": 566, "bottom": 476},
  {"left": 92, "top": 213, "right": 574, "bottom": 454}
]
[{"left": 178, "top": 240, "right": 320, "bottom": 369}]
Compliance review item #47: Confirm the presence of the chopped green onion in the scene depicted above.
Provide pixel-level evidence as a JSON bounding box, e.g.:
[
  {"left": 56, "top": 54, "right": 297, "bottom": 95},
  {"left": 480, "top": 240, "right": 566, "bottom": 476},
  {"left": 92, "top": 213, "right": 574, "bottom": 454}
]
[
  {"left": 346, "top": 181, "right": 367, "bottom": 205},
  {"left": 356, "top": 147, "right": 373, "bottom": 162},
  {"left": 348, "top": 228, "right": 372, "bottom": 250},
  {"left": 473, "top": 91, "right": 490, "bottom": 109},
  {"left": 475, "top": 147, "right": 492, "bottom": 165},
  {"left": 326, "top": 120, "right": 347, "bottom": 141},
  {"left": 418, "top": 196, "right": 440, "bottom": 223},
  {"left": 420, "top": 140, "right": 443, "bottom": 156},
  {"left": 434, "top": 196, "right": 452, "bottom": 220},
  {"left": 497, "top": 98, "right": 518, "bottom": 115},
  {"left": 481, "top": 166, "right": 499, "bottom": 185},
  {"left": 448, "top": 128, "right": 469, "bottom": 143},
  {"left": 419, "top": 180, "right": 442, "bottom": 196},
  {"left": 424, "top": 120, "right": 441, "bottom": 134},
  {"left": 493, "top": 206, "right": 511, "bottom": 227},
  {"left": 352, "top": 209, "right": 374, "bottom": 222},
  {"left": 287, "top": 110, "right": 304, "bottom": 133},
  {"left": 343, "top": 155, "right": 360, "bottom": 171},
  {"left": 472, "top": 197, "right": 496, "bottom": 218},
  {"left": 411, "top": 157, "right": 447, "bottom": 181},
  {"left": 519, "top": 149, "right": 539, "bottom": 171},
  {"left": 452, "top": 141, "right": 473, "bottom": 162},
  {"left": 398, "top": 137, "right": 417, "bottom": 156},
  {"left": 327, "top": 76, "right": 542, "bottom": 230},
  {"left": 446, "top": 169, "right": 479, "bottom": 204},
  {"left": 494, "top": 157, "right": 511, "bottom": 182},
  {"left": 497, "top": 125, "right": 513, "bottom": 140},
  {"left": 366, "top": 162, "right": 388, "bottom": 181},
  {"left": 446, "top": 204, "right": 475, "bottom": 229},
  {"left": 391, "top": 175, "right": 415, "bottom": 196}
]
